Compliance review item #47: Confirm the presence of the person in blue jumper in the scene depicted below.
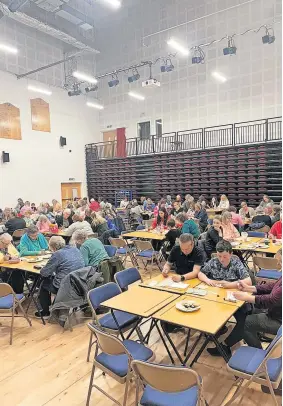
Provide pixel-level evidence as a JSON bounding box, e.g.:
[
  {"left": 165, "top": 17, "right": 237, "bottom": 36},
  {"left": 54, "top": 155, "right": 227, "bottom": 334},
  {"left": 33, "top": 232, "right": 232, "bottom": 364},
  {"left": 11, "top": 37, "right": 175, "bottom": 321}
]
[{"left": 175, "top": 213, "right": 200, "bottom": 240}]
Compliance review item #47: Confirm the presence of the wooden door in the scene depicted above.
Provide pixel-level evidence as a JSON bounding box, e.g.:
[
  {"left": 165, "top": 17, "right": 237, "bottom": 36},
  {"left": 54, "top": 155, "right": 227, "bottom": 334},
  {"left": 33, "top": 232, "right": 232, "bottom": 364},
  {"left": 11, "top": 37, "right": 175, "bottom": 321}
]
[
  {"left": 103, "top": 130, "right": 116, "bottom": 158},
  {"left": 61, "top": 183, "right": 82, "bottom": 207}
]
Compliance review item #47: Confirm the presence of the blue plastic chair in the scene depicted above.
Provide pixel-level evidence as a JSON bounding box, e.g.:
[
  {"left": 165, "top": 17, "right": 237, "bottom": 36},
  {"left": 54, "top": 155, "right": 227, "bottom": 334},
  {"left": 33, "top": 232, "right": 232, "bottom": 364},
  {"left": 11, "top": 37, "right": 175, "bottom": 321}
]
[
  {"left": 86, "top": 283, "right": 139, "bottom": 362},
  {"left": 104, "top": 245, "right": 117, "bottom": 257},
  {"left": 136, "top": 225, "right": 146, "bottom": 230},
  {"left": 225, "top": 326, "right": 282, "bottom": 406},
  {"left": 247, "top": 231, "right": 266, "bottom": 238},
  {"left": 132, "top": 360, "right": 207, "bottom": 406},
  {"left": 133, "top": 239, "right": 162, "bottom": 277},
  {"left": 253, "top": 256, "right": 282, "bottom": 281},
  {"left": 109, "top": 237, "right": 137, "bottom": 267},
  {"left": 0, "top": 283, "right": 32, "bottom": 344},
  {"left": 114, "top": 268, "right": 142, "bottom": 292},
  {"left": 86, "top": 323, "right": 154, "bottom": 406}
]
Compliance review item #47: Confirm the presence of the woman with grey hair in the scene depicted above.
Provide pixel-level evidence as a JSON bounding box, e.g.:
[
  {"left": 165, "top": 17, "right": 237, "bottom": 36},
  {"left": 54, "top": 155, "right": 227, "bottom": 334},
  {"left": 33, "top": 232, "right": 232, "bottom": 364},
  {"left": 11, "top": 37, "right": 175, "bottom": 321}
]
[
  {"left": 36, "top": 235, "right": 84, "bottom": 318},
  {"left": 18, "top": 225, "right": 49, "bottom": 256}
]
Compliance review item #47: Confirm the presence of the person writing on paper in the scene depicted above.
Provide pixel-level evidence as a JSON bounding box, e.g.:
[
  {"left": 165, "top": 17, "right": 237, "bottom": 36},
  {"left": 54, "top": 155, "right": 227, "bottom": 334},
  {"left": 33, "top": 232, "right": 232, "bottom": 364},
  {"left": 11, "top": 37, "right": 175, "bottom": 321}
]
[
  {"left": 198, "top": 240, "right": 252, "bottom": 289},
  {"left": 0, "top": 233, "right": 19, "bottom": 263},
  {"left": 162, "top": 233, "right": 204, "bottom": 282}
]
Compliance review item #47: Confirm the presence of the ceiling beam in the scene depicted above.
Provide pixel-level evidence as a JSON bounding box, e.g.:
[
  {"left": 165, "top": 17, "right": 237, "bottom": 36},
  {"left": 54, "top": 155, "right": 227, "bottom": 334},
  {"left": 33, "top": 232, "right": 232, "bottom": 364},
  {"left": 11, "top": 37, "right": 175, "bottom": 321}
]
[{"left": 58, "top": 3, "right": 94, "bottom": 28}]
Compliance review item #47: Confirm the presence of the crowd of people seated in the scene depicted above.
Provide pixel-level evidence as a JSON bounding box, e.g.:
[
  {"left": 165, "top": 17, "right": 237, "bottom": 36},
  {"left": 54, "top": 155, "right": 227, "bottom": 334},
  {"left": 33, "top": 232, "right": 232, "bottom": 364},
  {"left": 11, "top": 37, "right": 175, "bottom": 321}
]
[{"left": 0, "top": 193, "right": 281, "bottom": 349}]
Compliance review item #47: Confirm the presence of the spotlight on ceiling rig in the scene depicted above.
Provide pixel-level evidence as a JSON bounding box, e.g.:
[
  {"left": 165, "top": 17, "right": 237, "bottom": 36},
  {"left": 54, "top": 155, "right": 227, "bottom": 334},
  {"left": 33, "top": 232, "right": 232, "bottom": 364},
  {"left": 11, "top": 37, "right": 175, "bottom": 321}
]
[
  {"left": 161, "top": 58, "right": 174, "bottom": 72},
  {"left": 223, "top": 36, "right": 237, "bottom": 56},
  {"left": 262, "top": 27, "right": 275, "bottom": 44},
  {"left": 68, "top": 83, "right": 82, "bottom": 97},
  {"left": 108, "top": 74, "right": 119, "bottom": 87},
  {"left": 128, "top": 69, "right": 140, "bottom": 83},
  {"left": 192, "top": 46, "right": 205, "bottom": 64},
  {"left": 85, "top": 85, "right": 98, "bottom": 93}
]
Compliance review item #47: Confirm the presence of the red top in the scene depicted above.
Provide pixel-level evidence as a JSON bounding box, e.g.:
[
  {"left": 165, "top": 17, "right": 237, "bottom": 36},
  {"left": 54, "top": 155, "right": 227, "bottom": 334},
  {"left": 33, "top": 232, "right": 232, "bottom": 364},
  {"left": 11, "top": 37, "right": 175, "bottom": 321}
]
[
  {"left": 270, "top": 220, "right": 282, "bottom": 239},
  {"left": 89, "top": 201, "right": 100, "bottom": 212},
  {"left": 151, "top": 218, "right": 168, "bottom": 229}
]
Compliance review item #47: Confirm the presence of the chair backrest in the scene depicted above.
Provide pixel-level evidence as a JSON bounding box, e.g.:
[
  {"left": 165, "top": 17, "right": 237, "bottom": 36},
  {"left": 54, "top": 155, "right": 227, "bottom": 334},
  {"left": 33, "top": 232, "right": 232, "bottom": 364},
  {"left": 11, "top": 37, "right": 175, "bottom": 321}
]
[
  {"left": 266, "top": 326, "right": 282, "bottom": 355},
  {"left": 109, "top": 238, "right": 127, "bottom": 249},
  {"left": 136, "top": 225, "right": 146, "bottom": 230},
  {"left": 264, "top": 337, "right": 282, "bottom": 364},
  {"left": 114, "top": 268, "right": 142, "bottom": 291},
  {"left": 12, "top": 228, "right": 27, "bottom": 238},
  {"left": 88, "top": 323, "right": 128, "bottom": 356},
  {"left": 88, "top": 282, "right": 121, "bottom": 310},
  {"left": 143, "top": 219, "right": 154, "bottom": 229},
  {"left": 132, "top": 360, "right": 201, "bottom": 393},
  {"left": 247, "top": 231, "right": 266, "bottom": 237},
  {"left": 133, "top": 239, "right": 153, "bottom": 252},
  {"left": 104, "top": 245, "right": 117, "bottom": 257},
  {"left": 0, "top": 283, "right": 14, "bottom": 298},
  {"left": 253, "top": 256, "right": 281, "bottom": 272}
]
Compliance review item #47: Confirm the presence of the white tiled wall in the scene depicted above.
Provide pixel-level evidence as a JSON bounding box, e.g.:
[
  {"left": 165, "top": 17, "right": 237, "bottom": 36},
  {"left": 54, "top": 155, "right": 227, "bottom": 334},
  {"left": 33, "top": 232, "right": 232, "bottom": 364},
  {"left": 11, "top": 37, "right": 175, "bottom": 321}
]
[{"left": 95, "top": 0, "right": 282, "bottom": 138}]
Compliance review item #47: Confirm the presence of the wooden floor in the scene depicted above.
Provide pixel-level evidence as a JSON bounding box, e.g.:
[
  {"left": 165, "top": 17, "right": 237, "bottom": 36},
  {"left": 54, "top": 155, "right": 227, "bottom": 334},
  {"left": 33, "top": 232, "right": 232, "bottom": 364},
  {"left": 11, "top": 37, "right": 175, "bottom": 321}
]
[{"left": 0, "top": 265, "right": 280, "bottom": 406}]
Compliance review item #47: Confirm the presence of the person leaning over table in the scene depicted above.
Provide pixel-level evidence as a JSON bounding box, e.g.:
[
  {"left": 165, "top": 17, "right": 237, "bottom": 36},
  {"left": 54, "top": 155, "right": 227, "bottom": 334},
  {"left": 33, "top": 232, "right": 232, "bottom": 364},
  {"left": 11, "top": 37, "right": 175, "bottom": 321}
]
[
  {"left": 209, "top": 248, "right": 282, "bottom": 358},
  {"left": 0, "top": 233, "right": 24, "bottom": 293},
  {"left": 198, "top": 240, "right": 253, "bottom": 357},
  {"left": 239, "top": 201, "right": 256, "bottom": 220},
  {"left": 221, "top": 211, "right": 240, "bottom": 241},
  {"left": 162, "top": 233, "right": 204, "bottom": 282},
  {"left": 175, "top": 213, "right": 200, "bottom": 240},
  {"left": 35, "top": 236, "right": 84, "bottom": 319},
  {"left": 0, "top": 233, "right": 19, "bottom": 263},
  {"left": 55, "top": 208, "right": 73, "bottom": 229},
  {"left": 18, "top": 225, "right": 49, "bottom": 257}
]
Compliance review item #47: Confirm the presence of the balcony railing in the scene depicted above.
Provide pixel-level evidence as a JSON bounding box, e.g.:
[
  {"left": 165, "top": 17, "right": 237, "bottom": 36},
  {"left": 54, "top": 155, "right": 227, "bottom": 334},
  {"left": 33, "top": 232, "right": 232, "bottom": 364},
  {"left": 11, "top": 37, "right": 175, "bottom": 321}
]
[{"left": 85, "top": 116, "right": 282, "bottom": 160}]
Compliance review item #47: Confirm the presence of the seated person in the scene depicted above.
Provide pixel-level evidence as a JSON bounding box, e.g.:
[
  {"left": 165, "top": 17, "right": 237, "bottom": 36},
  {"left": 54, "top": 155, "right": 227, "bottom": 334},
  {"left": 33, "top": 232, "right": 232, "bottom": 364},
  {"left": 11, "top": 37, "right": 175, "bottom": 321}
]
[
  {"left": 23, "top": 210, "right": 34, "bottom": 227},
  {"left": 258, "top": 194, "right": 274, "bottom": 209},
  {"left": 18, "top": 225, "right": 49, "bottom": 256},
  {"left": 72, "top": 230, "right": 109, "bottom": 268},
  {"left": 271, "top": 205, "right": 281, "bottom": 225},
  {"left": 182, "top": 194, "right": 195, "bottom": 213},
  {"left": 91, "top": 213, "right": 109, "bottom": 236},
  {"left": 55, "top": 209, "right": 73, "bottom": 228},
  {"left": 165, "top": 195, "right": 172, "bottom": 210},
  {"left": 84, "top": 209, "right": 93, "bottom": 225},
  {"left": 231, "top": 249, "right": 282, "bottom": 349},
  {"left": 194, "top": 203, "right": 208, "bottom": 232},
  {"left": 64, "top": 214, "right": 93, "bottom": 237},
  {"left": 218, "top": 194, "right": 230, "bottom": 210},
  {"left": 229, "top": 206, "right": 244, "bottom": 229},
  {"left": 0, "top": 233, "right": 19, "bottom": 263},
  {"left": 204, "top": 215, "right": 223, "bottom": 259},
  {"left": 4, "top": 210, "right": 26, "bottom": 236},
  {"left": 175, "top": 213, "right": 200, "bottom": 239},
  {"left": 252, "top": 207, "right": 272, "bottom": 228},
  {"left": 162, "top": 219, "right": 182, "bottom": 259},
  {"left": 37, "top": 236, "right": 84, "bottom": 318},
  {"left": 239, "top": 201, "right": 256, "bottom": 220},
  {"left": 162, "top": 233, "right": 204, "bottom": 282},
  {"left": 20, "top": 201, "right": 31, "bottom": 216},
  {"left": 151, "top": 208, "right": 168, "bottom": 230},
  {"left": 170, "top": 201, "right": 184, "bottom": 217},
  {"left": 198, "top": 240, "right": 252, "bottom": 357},
  {"left": 269, "top": 215, "right": 282, "bottom": 240},
  {"left": 52, "top": 199, "right": 62, "bottom": 215},
  {"left": 89, "top": 198, "right": 101, "bottom": 212},
  {"left": 143, "top": 198, "right": 155, "bottom": 212},
  {"left": 120, "top": 197, "right": 129, "bottom": 209},
  {"left": 36, "top": 214, "right": 51, "bottom": 233},
  {"left": 221, "top": 211, "right": 240, "bottom": 241}
]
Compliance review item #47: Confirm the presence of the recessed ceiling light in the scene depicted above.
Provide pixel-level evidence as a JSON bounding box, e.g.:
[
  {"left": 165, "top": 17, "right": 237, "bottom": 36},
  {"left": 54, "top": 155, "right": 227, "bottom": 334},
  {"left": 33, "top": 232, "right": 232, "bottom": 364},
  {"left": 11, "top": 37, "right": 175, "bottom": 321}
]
[
  {"left": 167, "top": 39, "right": 189, "bottom": 56},
  {"left": 103, "top": 0, "right": 121, "bottom": 9},
  {"left": 212, "top": 71, "right": 227, "bottom": 83},
  {"left": 73, "top": 71, "right": 98, "bottom": 84},
  {"left": 27, "top": 85, "right": 52, "bottom": 96},
  {"left": 128, "top": 91, "right": 145, "bottom": 101},
  {"left": 0, "top": 43, "right": 18, "bottom": 54},
  {"left": 86, "top": 101, "right": 104, "bottom": 110}
]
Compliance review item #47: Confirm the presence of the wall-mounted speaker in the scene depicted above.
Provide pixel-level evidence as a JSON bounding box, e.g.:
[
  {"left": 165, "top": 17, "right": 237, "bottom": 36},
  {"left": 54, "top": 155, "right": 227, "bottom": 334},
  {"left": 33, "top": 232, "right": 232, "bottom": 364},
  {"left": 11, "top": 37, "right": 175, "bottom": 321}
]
[
  {"left": 60, "top": 136, "right": 67, "bottom": 147},
  {"left": 2, "top": 151, "right": 10, "bottom": 163}
]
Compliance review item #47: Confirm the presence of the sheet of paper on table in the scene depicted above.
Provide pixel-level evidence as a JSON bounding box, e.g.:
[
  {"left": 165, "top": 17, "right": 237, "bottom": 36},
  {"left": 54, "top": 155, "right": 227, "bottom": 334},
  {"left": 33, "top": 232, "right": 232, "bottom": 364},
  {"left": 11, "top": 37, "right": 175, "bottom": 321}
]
[{"left": 157, "top": 278, "right": 188, "bottom": 289}]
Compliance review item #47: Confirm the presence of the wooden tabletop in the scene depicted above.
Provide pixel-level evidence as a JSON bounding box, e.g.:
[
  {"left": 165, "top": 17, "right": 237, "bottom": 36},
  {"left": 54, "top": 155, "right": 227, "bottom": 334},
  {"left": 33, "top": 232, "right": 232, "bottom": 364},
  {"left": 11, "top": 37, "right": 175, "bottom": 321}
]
[
  {"left": 232, "top": 237, "right": 282, "bottom": 255},
  {"left": 2, "top": 255, "right": 49, "bottom": 274},
  {"left": 140, "top": 273, "right": 200, "bottom": 294},
  {"left": 187, "top": 283, "right": 245, "bottom": 308},
  {"left": 43, "top": 230, "right": 68, "bottom": 237},
  {"left": 153, "top": 295, "right": 239, "bottom": 335},
  {"left": 101, "top": 285, "right": 176, "bottom": 317},
  {"left": 122, "top": 230, "right": 166, "bottom": 241},
  {"left": 206, "top": 208, "right": 224, "bottom": 213}
]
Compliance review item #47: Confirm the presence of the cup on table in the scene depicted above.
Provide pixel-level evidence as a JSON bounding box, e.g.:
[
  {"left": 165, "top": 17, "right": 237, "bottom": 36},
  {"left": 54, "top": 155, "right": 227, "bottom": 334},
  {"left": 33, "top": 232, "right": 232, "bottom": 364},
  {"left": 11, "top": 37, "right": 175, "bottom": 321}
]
[{"left": 241, "top": 231, "right": 248, "bottom": 242}]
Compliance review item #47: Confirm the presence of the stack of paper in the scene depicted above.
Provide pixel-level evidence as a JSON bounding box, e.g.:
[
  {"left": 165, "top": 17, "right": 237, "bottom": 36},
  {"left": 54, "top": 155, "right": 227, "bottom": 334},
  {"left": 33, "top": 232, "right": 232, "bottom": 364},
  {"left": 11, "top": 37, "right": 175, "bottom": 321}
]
[{"left": 157, "top": 278, "right": 188, "bottom": 289}]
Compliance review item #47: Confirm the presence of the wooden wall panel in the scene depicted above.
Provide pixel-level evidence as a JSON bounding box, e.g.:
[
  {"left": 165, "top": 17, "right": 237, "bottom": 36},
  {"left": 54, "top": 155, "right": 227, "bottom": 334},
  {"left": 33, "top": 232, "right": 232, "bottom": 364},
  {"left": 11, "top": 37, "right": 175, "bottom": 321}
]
[
  {"left": 30, "top": 98, "right": 51, "bottom": 132},
  {"left": 0, "top": 103, "right": 21, "bottom": 140}
]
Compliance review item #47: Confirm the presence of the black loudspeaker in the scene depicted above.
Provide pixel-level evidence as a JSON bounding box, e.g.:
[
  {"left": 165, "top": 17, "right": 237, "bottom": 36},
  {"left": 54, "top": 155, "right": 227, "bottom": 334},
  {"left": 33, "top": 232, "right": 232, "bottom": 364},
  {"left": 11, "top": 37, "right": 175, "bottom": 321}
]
[
  {"left": 60, "top": 136, "right": 67, "bottom": 147},
  {"left": 2, "top": 151, "right": 10, "bottom": 163}
]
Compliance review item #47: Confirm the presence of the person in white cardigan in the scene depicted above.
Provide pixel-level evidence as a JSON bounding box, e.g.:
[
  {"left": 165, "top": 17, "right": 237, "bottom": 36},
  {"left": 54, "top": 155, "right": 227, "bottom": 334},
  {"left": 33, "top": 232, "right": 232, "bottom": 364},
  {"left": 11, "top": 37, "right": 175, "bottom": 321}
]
[
  {"left": 218, "top": 194, "right": 230, "bottom": 210},
  {"left": 64, "top": 214, "right": 93, "bottom": 237}
]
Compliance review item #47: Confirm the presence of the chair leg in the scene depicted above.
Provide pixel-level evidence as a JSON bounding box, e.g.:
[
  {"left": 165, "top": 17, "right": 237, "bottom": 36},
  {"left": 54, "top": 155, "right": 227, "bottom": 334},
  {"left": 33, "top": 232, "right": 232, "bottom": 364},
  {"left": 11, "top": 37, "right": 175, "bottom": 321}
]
[
  {"left": 224, "top": 378, "right": 247, "bottom": 406},
  {"left": 123, "top": 374, "right": 131, "bottom": 406},
  {"left": 17, "top": 301, "right": 32, "bottom": 326},
  {"left": 86, "top": 362, "right": 96, "bottom": 406},
  {"left": 86, "top": 331, "right": 94, "bottom": 362},
  {"left": 184, "top": 329, "right": 191, "bottom": 356},
  {"left": 10, "top": 305, "right": 15, "bottom": 345}
]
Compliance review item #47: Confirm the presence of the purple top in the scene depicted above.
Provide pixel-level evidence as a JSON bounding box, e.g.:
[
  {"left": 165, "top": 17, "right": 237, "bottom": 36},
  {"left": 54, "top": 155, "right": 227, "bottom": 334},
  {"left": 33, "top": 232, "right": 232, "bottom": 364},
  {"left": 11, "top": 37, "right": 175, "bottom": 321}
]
[{"left": 255, "top": 277, "right": 282, "bottom": 322}]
